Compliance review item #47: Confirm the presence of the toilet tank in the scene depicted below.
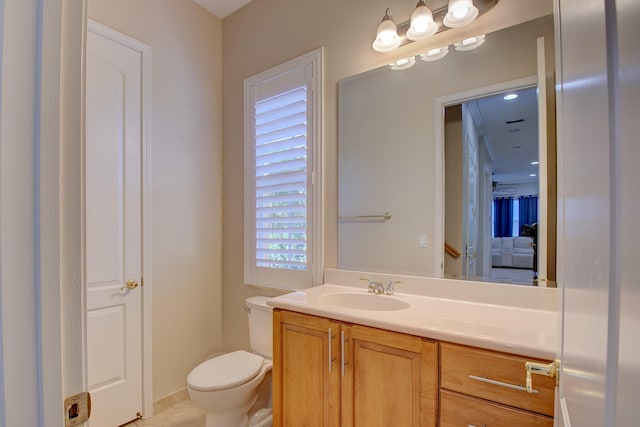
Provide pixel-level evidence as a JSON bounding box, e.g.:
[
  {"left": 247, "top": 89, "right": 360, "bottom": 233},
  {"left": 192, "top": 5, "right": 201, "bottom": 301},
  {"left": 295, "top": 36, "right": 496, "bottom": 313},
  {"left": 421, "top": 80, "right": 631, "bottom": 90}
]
[{"left": 246, "top": 296, "right": 273, "bottom": 358}]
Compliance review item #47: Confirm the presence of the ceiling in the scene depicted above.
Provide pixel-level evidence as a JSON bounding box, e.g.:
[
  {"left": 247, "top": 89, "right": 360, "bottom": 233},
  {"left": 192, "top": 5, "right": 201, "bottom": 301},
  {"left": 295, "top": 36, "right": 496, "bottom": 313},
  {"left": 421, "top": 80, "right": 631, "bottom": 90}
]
[
  {"left": 192, "top": 0, "right": 252, "bottom": 18},
  {"left": 467, "top": 87, "right": 539, "bottom": 186}
]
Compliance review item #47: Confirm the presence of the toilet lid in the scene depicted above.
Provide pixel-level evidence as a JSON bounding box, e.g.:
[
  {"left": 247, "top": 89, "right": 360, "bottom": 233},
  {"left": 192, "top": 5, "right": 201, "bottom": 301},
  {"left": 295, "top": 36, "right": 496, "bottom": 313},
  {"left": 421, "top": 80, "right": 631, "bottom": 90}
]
[{"left": 187, "top": 350, "right": 264, "bottom": 392}]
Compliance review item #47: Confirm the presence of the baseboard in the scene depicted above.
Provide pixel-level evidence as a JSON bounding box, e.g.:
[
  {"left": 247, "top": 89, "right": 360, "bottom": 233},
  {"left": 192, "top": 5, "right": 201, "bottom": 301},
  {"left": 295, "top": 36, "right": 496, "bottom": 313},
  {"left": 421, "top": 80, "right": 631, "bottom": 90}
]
[{"left": 153, "top": 387, "right": 189, "bottom": 415}]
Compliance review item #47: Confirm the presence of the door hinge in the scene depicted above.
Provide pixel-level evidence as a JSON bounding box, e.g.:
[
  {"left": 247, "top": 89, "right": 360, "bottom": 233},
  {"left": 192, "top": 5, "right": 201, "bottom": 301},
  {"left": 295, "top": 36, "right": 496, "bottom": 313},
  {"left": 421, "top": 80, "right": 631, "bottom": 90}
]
[
  {"left": 64, "top": 392, "right": 91, "bottom": 426},
  {"left": 141, "top": 277, "right": 144, "bottom": 287}
]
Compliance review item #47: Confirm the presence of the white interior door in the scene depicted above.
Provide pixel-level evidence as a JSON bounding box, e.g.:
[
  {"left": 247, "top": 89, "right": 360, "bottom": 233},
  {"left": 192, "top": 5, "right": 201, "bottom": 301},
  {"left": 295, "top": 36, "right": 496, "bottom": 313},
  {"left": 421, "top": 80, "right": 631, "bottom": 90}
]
[
  {"left": 463, "top": 134, "right": 478, "bottom": 279},
  {"left": 86, "top": 29, "right": 143, "bottom": 427},
  {"left": 536, "top": 36, "right": 548, "bottom": 283},
  {"left": 556, "top": 0, "right": 640, "bottom": 425}
]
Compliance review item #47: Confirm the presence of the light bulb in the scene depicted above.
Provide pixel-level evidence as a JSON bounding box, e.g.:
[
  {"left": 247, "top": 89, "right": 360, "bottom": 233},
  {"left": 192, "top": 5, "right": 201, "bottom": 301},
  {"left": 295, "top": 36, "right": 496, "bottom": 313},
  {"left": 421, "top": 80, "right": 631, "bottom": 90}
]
[
  {"left": 372, "top": 9, "right": 401, "bottom": 52},
  {"left": 407, "top": 1, "right": 437, "bottom": 41},
  {"left": 443, "top": 0, "right": 479, "bottom": 28},
  {"left": 413, "top": 16, "right": 429, "bottom": 33},
  {"left": 452, "top": 5, "right": 469, "bottom": 19},
  {"left": 378, "top": 29, "right": 395, "bottom": 46}
]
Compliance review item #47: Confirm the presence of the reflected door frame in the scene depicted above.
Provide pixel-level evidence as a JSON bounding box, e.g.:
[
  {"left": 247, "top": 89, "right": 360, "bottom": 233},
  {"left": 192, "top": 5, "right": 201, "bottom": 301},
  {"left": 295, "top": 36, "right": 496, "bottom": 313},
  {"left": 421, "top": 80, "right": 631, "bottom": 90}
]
[{"left": 434, "top": 75, "right": 539, "bottom": 278}]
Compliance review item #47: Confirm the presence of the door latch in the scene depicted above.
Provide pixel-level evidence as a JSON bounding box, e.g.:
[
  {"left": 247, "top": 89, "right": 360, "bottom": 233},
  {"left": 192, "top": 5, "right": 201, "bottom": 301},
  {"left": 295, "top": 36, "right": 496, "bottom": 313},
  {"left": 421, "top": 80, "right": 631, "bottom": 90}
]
[
  {"left": 64, "top": 391, "right": 91, "bottom": 426},
  {"left": 525, "top": 359, "right": 560, "bottom": 393}
]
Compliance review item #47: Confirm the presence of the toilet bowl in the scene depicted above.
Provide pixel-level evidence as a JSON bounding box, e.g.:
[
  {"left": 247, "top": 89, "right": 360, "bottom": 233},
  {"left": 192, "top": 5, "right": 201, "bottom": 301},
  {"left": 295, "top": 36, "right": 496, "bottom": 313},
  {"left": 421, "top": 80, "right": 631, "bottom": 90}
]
[{"left": 187, "top": 296, "right": 273, "bottom": 427}]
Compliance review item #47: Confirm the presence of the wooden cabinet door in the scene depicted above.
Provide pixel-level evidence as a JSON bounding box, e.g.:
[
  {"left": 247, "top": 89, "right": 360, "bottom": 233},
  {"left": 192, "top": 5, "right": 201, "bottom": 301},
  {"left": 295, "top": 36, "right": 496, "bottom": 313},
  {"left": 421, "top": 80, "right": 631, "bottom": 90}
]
[
  {"left": 440, "top": 389, "right": 554, "bottom": 427},
  {"left": 273, "top": 310, "right": 341, "bottom": 427},
  {"left": 341, "top": 324, "right": 438, "bottom": 427}
]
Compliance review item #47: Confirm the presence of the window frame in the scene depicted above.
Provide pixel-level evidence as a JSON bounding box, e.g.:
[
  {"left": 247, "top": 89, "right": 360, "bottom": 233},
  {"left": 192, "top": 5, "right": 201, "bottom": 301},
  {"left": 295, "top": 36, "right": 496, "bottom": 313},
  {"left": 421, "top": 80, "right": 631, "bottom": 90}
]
[{"left": 243, "top": 48, "right": 324, "bottom": 290}]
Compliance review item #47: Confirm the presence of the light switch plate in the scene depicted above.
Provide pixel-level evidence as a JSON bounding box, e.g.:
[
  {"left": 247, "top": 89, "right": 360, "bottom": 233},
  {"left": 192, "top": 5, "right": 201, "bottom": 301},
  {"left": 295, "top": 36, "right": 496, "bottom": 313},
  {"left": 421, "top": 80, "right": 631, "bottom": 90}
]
[
  {"left": 419, "top": 234, "right": 428, "bottom": 248},
  {"left": 64, "top": 391, "right": 91, "bottom": 426}
]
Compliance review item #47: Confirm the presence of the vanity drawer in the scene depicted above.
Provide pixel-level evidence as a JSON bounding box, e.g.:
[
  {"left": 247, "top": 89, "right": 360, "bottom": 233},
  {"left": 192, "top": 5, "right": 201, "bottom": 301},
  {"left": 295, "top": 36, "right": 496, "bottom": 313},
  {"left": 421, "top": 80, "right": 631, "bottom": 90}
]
[
  {"left": 440, "top": 343, "right": 555, "bottom": 416},
  {"left": 440, "top": 389, "right": 553, "bottom": 427}
]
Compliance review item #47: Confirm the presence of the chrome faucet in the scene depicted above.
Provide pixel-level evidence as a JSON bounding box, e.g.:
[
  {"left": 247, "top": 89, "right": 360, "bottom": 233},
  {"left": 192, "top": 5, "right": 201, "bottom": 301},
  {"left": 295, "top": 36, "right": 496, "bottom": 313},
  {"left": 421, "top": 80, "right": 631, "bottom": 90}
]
[
  {"left": 361, "top": 278, "right": 403, "bottom": 295},
  {"left": 384, "top": 281, "right": 403, "bottom": 296},
  {"left": 361, "top": 278, "right": 385, "bottom": 295}
]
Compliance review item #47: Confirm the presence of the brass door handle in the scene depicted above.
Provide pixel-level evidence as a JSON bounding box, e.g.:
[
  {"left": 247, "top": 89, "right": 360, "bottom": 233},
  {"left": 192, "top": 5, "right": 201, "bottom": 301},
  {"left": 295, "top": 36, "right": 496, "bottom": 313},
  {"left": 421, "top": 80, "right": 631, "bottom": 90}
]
[{"left": 120, "top": 279, "right": 139, "bottom": 291}]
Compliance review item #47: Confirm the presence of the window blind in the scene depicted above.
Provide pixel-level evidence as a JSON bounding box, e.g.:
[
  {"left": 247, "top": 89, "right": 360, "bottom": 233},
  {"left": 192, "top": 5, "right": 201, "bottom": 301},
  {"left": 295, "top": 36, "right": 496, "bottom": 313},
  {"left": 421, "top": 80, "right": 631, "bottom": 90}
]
[
  {"left": 244, "top": 48, "right": 322, "bottom": 290},
  {"left": 254, "top": 86, "right": 309, "bottom": 271}
]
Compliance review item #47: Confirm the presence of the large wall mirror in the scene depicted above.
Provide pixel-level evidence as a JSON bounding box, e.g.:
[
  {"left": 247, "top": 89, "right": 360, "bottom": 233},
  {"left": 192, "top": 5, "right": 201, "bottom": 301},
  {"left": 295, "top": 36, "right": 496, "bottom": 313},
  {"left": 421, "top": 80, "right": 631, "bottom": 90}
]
[{"left": 338, "top": 14, "right": 557, "bottom": 288}]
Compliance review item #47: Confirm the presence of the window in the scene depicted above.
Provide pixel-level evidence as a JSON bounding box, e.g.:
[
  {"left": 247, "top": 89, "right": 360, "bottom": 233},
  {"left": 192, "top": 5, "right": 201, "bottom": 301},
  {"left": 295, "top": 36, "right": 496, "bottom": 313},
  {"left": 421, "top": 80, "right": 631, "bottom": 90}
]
[
  {"left": 244, "top": 49, "right": 323, "bottom": 290},
  {"left": 492, "top": 195, "right": 538, "bottom": 237}
]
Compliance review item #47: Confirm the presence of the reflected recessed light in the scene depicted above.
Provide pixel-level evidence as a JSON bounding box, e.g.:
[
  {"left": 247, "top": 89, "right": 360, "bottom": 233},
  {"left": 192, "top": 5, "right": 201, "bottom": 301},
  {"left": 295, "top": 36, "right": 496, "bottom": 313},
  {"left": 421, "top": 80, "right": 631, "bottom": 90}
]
[
  {"left": 389, "top": 56, "right": 416, "bottom": 70},
  {"left": 529, "top": 173, "right": 537, "bottom": 177},
  {"left": 531, "top": 161, "right": 540, "bottom": 165},
  {"left": 419, "top": 46, "right": 449, "bottom": 62},
  {"left": 453, "top": 35, "right": 485, "bottom": 51},
  {"left": 503, "top": 93, "right": 518, "bottom": 101}
]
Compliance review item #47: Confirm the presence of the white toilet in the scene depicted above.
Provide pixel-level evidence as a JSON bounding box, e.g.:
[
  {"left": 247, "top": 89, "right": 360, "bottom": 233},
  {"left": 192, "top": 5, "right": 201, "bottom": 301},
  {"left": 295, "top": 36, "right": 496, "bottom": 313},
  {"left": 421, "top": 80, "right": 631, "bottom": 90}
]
[{"left": 187, "top": 296, "right": 273, "bottom": 427}]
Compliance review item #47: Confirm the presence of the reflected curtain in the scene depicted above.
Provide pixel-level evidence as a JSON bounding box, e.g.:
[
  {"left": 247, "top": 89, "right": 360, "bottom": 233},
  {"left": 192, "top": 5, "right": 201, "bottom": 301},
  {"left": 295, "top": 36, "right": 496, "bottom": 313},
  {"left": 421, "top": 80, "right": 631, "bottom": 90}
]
[
  {"left": 493, "top": 197, "right": 513, "bottom": 237},
  {"left": 519, "top": 195, "right": 538, "bottom": 228}
]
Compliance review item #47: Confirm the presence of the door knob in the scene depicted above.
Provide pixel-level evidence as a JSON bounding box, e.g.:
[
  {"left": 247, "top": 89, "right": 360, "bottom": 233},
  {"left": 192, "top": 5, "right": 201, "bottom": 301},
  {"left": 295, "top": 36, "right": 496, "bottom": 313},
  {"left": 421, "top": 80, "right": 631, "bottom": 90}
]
[{"left": 120, "top": 279, "right": 139, "bottom": 291}]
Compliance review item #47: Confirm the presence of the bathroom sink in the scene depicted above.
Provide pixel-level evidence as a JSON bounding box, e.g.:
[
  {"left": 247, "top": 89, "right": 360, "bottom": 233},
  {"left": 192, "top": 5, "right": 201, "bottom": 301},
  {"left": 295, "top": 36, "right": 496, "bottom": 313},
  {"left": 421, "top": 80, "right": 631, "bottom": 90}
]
[{"left": 320, "top": 292, "right": 410, "bottom": 311}]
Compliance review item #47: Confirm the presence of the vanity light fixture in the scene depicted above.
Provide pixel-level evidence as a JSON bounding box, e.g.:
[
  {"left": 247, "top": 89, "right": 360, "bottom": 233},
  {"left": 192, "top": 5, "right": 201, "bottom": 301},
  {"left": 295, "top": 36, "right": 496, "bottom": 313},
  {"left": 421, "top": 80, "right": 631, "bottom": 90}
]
[
  {"left": 372, "top": 8, "right": 402, "bottom": 52},
  {"left": 407, "top": 0, "right": 438, "bottom": 41},
  {"left": 503, "top": 93, "right": 519, "bottom": 101},
  {"left": 531, "top": 161, "right": 540, "bottom": 165},
  {"left": 389, "top": 56, "right": 417, "bottom": 70},
  {"left": 419, "top": 46, "right": 450, "bottom": 61},
  {"left": 453, "top": 34, "right": 486, "bottom": 51},
  {"left": 529, "top": 173, "right": 537, "bottom": 177},
  {"left": 443, "top": 0, "right": 479, "bottom": 28},
  {"left": 371, "top": 0, "right": 498, "bottom": 53}
]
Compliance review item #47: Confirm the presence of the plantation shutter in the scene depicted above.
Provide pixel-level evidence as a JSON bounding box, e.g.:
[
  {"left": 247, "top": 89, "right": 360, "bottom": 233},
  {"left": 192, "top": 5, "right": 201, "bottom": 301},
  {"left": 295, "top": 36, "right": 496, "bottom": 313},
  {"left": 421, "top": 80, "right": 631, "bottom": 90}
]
[
  {"left": 255, "top": 85, "right": 308, "bottom": 270},
  {"left": 245, "top": 57, "right": 319, "bottom": 289}
]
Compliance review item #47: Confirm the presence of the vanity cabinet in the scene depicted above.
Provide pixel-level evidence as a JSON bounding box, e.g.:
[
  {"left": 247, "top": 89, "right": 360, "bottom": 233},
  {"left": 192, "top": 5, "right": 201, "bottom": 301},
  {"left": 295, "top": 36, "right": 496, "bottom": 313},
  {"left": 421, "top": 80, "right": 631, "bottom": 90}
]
[
  {"left": 439, "top": 342, "right": 555, "bottom": 426},
  {"left": 272, "top": 309, "right": 438, "bottom": 427}
]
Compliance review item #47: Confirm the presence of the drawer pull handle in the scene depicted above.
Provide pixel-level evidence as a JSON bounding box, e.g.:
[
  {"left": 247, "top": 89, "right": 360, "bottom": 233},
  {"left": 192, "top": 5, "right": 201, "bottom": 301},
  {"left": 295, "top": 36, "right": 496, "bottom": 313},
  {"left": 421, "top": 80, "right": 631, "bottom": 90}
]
[
  {"left": 341, "top": 330, "right": 346, "bottom": 377},
  {"left": 468, "top": 424, "right": 486, "bottom": 427},
  {"left": 328, "top": 328, "right": 333, "bottom": 372},
  {"left": 468, "top": 374, "right": 539, "bottom": 394}
]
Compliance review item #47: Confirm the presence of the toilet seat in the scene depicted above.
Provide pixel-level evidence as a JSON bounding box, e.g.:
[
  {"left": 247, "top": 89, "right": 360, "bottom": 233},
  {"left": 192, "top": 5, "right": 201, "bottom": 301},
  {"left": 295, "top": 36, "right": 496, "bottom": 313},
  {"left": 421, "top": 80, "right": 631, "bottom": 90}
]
[{"left": 188, "top": 350, "right": 265, "bottom": 392}]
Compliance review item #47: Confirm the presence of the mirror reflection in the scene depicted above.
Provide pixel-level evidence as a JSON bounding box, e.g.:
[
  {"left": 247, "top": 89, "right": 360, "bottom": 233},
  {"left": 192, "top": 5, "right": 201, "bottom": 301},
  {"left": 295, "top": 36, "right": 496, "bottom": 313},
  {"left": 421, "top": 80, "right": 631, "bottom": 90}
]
[{"left": 338, "top": 15, "right": 556, "bottom": 287}]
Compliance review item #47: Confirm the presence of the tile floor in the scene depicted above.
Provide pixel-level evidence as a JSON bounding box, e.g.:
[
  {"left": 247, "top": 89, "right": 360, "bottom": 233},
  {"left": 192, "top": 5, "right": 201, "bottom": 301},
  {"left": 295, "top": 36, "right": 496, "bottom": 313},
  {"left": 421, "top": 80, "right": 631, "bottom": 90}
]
[{"left": 122, "top": 399, "right": 205, "bottom": 427}]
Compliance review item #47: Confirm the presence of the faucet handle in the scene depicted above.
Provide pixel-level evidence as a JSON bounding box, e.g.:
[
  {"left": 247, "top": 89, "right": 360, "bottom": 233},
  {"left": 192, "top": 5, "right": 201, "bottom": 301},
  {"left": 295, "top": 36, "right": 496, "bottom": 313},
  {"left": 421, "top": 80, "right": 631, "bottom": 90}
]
[
  {"left": 360, "top": 277, "right": 380, "bottom": 293},
  {"left": 385, "top": 281, "right": 403, "bottom": 295}
]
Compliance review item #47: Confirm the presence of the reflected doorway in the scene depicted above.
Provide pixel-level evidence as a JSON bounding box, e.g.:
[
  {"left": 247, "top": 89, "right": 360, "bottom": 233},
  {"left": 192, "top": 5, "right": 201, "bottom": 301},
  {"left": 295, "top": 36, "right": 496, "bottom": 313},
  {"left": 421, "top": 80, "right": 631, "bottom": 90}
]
[{"left": 444, "top": 87, "right": 547, "bottom": 286}]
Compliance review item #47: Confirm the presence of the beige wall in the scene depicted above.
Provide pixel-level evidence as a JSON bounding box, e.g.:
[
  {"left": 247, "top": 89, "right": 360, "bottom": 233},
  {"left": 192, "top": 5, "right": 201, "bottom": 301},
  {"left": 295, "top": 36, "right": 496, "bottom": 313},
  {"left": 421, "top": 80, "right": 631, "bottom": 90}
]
[
  {"left": 222, "top": 0, "right": 554, "bottom": 351},
  {"left": 88, "top": 0, "right": 224, "bottom": 401}
]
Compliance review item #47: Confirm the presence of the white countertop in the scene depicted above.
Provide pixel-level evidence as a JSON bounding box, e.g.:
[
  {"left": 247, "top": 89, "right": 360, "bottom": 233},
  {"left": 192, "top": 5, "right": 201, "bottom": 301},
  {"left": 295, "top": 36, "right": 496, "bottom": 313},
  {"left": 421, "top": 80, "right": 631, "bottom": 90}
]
[{"left": 267, "top": 283, "right": 558, "bottom": 360}]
